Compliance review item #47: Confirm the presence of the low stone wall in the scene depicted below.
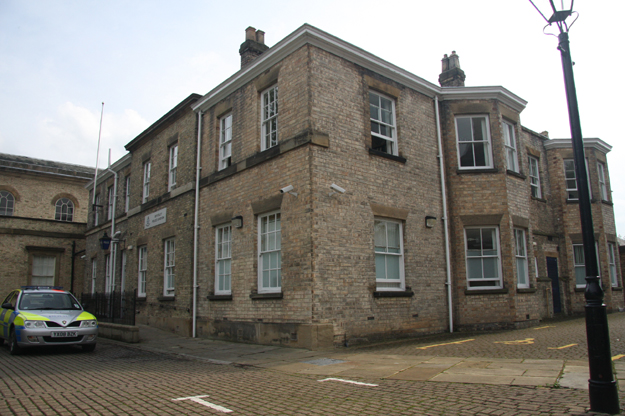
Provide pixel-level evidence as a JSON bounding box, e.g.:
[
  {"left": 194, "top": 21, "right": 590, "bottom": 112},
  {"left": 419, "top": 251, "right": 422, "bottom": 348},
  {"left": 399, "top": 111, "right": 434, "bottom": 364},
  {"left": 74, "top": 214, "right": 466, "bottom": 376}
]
[{"left": 98, "top": 322, "right": 140, "bottom": 343}]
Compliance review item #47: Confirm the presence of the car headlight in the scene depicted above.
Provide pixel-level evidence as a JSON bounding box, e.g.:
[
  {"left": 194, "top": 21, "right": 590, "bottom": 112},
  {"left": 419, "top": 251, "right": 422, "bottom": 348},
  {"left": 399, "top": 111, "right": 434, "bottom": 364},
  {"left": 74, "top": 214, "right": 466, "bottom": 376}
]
[
  {"left": 80, "top": 320, "right": 98, "bottom": 328},
  {"left": 24, "top": 321, "right": 47, "bottom": 328}
]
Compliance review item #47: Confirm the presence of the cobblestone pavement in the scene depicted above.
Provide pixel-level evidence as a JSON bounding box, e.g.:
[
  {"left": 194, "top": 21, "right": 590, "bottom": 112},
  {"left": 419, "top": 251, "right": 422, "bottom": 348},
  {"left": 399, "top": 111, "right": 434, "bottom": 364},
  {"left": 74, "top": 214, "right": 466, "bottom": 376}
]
[
  {"left": 0, "top": 313, "right": 624, "bottom": 415},
  {"left": 0, "top": 342, "right": 617, "bottom": 416},
  {"left": 354, "top": 313, "right": 625, "bottom": 361}
]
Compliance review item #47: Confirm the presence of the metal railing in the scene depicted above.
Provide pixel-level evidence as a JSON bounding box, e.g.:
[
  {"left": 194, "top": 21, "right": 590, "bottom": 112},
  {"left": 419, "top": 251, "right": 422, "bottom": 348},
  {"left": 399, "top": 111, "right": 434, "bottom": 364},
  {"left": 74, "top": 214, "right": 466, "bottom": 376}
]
[{"left": 80, "top": 290, "right": 136, "bottom": 326}]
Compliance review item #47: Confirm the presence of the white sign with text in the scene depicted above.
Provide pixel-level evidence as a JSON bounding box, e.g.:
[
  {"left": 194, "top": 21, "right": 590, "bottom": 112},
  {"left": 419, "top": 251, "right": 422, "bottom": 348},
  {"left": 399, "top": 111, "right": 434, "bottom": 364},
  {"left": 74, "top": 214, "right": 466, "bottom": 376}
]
[{"left": 145, "top": 208, "right": 167, "bottom": 229}]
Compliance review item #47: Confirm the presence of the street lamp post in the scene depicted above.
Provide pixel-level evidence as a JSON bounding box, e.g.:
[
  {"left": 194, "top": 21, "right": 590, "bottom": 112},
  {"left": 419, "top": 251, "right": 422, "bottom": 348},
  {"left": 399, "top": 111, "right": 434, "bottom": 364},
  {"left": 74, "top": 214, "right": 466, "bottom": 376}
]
[{"left": 529, "top": 1, "right": 619, "bottom": 413}]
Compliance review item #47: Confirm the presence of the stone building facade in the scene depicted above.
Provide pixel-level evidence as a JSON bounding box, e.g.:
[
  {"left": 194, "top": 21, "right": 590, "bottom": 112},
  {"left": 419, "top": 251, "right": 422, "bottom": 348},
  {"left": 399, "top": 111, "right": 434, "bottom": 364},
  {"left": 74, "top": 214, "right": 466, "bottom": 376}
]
[
  {"left": 0, "top": 153, "right": 93, "bottom": 295},
  {"left": 84, "top": 94, "right": 201, "bottom": 335},
  {"left": 81, "top": 24, "right": 622, "bottom": 348}
]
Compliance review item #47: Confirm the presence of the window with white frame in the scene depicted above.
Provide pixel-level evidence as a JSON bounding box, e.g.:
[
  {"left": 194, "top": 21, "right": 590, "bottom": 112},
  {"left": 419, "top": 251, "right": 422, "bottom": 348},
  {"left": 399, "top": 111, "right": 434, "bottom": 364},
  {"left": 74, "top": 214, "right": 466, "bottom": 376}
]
[
  {"left": 514, "top": 229, "right": 529, "bottom": 288},
  {"left": 125, "top": 176, "right": 130, "bottom": 213},
  {"left": 143, "top": 161, "right": 151, "bottom": 203},
  {"left": 608, "top": 242, "right": 618, "bottom": 287},
  {"left": 138, "top": 246, "right": 147, "bottom": 297},
  {"left": 261, "top": 86, "right": 278, "bottom": 151},
  {"left": 55, "top": 198, "right": 74, "bottom": 222},
  {"left": 455, "top": 115, "right": 493, "bottom": 169},
  {"left": 465, "top": 227, "right": 502, "bottom": 289},
  {"left": 94, "top": 194, "right": 100, "bottom": 226},
  {"left": 564, "top": 159, "right": 578, "bottom": 200},
  {"left": 258, "top": 211, "right": 281, "bottom": 293},
  {"left": 564, "top": 158, "right": 591, "bottom": 200},
  {"left": 369, "top": 91, "right": 398, "bottom": 156},
  {"left": 598, "top": 162, "right": 608, "bottom": 201},
  {"left": 528, "top": 156, "right": 542, "bottom": 198},
  {"left": 0, "top": 191, "right": 15, "bottom": 216},
  {"left": 219, "top": 114, "right": 233, "bottom": 170},
  {"left": 374, "top": 219, "right": 405, "bottom": 290},
  {"left": 91, "top": 259, "right": 97, "bottom": 294},
  {"left": 502, "top": 121, "right": 518, "bottom": 173},
  {"left": 168, "top": 145, "right": 178, "bottom": 191},
  {"left": 573, "top": 244, "right": 586, "bottom": 287},
  {"left": 215, "top": 224, "right": 232, "bottom": 295},
  {"left": 104, "top": 254, "right": 112, "bottom": 294},
  {"left": 164, "top": 238, "right": 175, "bottom": 296},
  {"left": 107, "top": 186, "right": 114, "bottom": 221},
  {"left": 32, "top": 255, "right": 55, "bottom": 286}
]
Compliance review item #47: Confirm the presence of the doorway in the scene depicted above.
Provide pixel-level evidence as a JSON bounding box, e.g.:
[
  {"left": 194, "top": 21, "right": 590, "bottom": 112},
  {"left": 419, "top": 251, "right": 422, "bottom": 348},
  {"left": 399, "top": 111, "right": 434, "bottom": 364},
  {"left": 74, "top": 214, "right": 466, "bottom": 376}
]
[{"left": 547, "top": 257, "right": 562, "bottom": 314}]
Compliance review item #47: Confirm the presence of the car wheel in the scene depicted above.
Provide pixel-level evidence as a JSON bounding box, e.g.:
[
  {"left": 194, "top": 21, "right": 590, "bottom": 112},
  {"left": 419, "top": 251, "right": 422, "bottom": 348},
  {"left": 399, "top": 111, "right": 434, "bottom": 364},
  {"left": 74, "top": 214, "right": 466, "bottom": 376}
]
[
  {"left": 82, "top": 344, "right": 96, "bottom": 352},
  {"left": 9, "top": 328, "right": 22, "bottom": 356}
]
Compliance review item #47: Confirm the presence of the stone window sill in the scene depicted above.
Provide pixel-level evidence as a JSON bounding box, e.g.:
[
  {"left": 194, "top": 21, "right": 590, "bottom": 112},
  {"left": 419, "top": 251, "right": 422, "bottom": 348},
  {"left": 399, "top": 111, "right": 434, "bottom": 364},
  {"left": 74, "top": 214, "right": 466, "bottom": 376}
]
[
  {"left": 516, "top": 287, "right": 537, "bottom": 294},
  {"left": 158, "top": 296, "right": 175, "bottom": 301},
  {"left": 207, "top": 294, "right": 233, "bottom": 301},
  {"left": 368, "top": 148, "right": 407, "bottom": 164},
  {"left": 373, "top": 288, "right": 414, "bottom": 298},
  {"left": 507, "top": 170, "right": 526, "bottom": 180},
  {"left": 465, "top": 288, "right": 509, "bottom": 295},
  {"left": 250, "top": 292, "right": 283, "bottom": 300},
  {"left": 456, "top": 168, "right": 499, "bottom": 175}
]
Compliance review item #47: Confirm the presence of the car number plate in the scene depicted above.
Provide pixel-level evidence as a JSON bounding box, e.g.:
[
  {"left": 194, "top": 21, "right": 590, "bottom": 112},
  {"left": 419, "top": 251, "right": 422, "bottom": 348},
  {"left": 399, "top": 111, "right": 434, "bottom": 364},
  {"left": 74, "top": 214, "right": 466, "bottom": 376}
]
[{"left": 51, "top": 331, "right": 77, "bottom": 337}]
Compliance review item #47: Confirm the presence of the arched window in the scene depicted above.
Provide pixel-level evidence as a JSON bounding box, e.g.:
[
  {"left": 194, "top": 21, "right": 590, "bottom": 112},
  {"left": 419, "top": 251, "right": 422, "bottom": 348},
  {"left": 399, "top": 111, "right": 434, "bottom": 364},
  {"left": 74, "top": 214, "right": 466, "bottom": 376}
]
[
  {"left": 55, "top": 198, "right": 74, "bottom": 222},
  {"left": 0, "top": 191, "right": 15, "bottom": 216}
]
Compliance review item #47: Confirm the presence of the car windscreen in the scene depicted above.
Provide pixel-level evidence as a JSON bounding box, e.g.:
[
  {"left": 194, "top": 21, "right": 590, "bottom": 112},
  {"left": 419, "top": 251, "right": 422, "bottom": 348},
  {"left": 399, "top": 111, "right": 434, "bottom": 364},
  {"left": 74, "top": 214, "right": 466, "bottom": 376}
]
[{"left": 19, "top": 293, "right": 82, "bottom": 311}]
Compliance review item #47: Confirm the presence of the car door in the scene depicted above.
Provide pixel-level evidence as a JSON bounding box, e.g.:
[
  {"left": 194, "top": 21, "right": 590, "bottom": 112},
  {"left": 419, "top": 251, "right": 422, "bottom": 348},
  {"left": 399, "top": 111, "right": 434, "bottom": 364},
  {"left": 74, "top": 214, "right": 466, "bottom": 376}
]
[{"left": 1, "top": 291, "right": 18, "bottom": 338}]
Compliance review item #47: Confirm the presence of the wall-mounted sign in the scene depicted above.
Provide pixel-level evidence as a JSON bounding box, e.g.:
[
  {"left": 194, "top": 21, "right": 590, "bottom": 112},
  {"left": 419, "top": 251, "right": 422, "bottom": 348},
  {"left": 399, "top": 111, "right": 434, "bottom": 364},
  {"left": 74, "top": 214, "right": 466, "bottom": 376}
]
[{"left": 145, "top": 208, "right": 167, "bottom": 230}]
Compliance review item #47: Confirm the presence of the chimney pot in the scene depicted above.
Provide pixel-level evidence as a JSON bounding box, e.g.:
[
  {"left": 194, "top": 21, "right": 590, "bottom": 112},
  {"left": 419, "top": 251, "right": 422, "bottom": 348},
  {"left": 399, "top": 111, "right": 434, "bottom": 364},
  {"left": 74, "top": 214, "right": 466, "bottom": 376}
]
[
  {"left": 245, "top": 26, "right": 256, "bottom": 40},
  {"left": 256, "top": 30, "right": 265, "bottom": 45},
  {"left": 441, "top": 54, "right": 450, "bottom": 72}
]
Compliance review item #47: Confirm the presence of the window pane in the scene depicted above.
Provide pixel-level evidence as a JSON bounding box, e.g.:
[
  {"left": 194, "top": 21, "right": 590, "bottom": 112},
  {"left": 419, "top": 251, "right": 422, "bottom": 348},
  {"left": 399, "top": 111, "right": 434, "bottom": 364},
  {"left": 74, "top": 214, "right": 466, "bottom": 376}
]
[
  {"left": 472, "top": 118, "right": 485, "bottom": 141},
  {"left": 387, "top": 223, "right": 400, "bottom": 253},
  {"left": 482, "top": 229, "right": 495, "bottom": 251},
  {"left": 483, "top": 257, "right": 499, "bottom": 278},
  {"left": 386, "top": 255, "right": 400, "bottom": 280},
  {"left": 575, "top": 267, "right": 586, "bottom": 286},
  {"left": 375, "top": 254, "right": 386, "bottom": 279},
  {"left": 466, "top": 229, "right": 482, "bottom": 252},
  {"left": 467, "top": 258, "right": 483, "bottom": 279},
  {"left": 473, "top": 142, "right": 487, "bottom": 166},
  {"left": 517, "top": 259, "right": 527, "bottom": 285},
  {"left": 457, "top": 118, "right": 472, "bottom": 142}
]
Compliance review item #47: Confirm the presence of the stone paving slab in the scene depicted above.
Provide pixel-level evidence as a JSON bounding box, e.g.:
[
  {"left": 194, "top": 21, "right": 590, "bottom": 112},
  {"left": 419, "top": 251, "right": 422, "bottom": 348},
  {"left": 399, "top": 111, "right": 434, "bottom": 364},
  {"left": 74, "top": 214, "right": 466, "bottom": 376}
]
[
  {"left": 386, "top": 366, "right": 443, "bottom": 381},
  {"left": 431, "top": 373, "right": 516, "bottom": 384}
]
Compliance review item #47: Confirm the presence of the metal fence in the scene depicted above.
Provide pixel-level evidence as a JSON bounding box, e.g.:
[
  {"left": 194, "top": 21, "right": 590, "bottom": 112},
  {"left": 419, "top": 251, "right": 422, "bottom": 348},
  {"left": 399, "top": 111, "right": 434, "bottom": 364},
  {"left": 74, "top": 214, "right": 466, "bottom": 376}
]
[{"left": 80, "top": 290, "right": 136, "bottom": 326}]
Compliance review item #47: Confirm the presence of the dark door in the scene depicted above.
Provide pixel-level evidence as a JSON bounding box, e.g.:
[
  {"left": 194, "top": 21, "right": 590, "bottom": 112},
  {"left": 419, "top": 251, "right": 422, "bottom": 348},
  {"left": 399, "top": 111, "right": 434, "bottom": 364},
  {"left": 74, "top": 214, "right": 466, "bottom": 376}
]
[{"left": 547, "top": 257, "right": 562, "bottom": 314}]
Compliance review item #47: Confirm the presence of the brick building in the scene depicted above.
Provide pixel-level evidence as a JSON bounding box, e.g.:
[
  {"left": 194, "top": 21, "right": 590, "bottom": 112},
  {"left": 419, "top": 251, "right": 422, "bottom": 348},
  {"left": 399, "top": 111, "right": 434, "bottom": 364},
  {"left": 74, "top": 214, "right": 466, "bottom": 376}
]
[
  {"left": 82, "top": 24, "right": 622, "bottom": 348},
  {"left": 85, "top": 94, "right": 201, "bottom": 333},
  {"left": 0, "top": 153, "right": 93, "bottom": 296}
]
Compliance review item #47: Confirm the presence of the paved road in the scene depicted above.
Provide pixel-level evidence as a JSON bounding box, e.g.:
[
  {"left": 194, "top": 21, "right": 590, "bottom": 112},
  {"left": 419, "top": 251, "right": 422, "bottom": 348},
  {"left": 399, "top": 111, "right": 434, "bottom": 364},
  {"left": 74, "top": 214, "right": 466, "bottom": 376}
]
[{"left": 0, "top": 314, "right": 624, "bottom": 415}]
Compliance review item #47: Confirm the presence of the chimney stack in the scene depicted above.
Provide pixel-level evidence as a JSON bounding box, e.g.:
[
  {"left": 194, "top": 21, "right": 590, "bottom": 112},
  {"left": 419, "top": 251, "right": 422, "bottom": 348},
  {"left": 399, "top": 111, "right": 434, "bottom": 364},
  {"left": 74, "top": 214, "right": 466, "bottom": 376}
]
[
  {"left": 240, "top": 26, "right": 269, "bottom": 68},
  {"left": 438, "top": 51, "right": 466, "bottom": 87}
]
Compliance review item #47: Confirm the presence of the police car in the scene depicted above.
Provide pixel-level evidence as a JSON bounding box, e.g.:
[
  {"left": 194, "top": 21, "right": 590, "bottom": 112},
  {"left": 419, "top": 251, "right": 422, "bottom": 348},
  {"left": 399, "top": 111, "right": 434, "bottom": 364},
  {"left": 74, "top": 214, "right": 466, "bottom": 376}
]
[{"left": 0, "top": 287, "right": 98, "bottom": 355}]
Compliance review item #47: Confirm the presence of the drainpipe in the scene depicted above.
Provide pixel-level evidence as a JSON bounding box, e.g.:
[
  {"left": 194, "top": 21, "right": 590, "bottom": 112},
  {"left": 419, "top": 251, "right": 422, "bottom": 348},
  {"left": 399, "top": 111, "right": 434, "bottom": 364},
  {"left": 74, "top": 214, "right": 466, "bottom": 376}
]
[
  {"left": 192, "top": 110, "right": 203, "bottom": 338},
  {"left": 435, "top": 96, "right": 454, "bottom": 333},
  {"left": 107, "top": 150, "right": 119, "bottom": 294}
]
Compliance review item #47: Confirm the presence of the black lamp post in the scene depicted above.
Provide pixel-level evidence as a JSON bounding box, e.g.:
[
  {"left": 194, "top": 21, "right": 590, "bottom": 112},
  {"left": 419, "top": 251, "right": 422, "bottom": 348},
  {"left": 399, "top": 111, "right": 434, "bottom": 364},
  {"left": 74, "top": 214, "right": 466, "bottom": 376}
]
[{"left": 529, "top": 1, "right": 619, "bottom": 413}]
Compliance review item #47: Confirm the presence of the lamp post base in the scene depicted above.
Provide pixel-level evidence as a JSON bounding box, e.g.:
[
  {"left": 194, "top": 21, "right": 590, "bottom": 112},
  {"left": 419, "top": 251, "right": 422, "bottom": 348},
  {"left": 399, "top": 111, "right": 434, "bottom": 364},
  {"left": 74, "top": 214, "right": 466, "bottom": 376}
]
[{"left": 585, "top": 301, "right": 620, "bottom": 414}]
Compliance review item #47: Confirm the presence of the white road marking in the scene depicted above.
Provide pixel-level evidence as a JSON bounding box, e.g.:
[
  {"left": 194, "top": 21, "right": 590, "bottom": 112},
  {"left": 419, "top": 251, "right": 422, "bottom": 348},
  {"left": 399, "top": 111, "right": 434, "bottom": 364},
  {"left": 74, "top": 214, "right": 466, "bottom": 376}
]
[
  {"left": 173, "top": 395, "right": 233, "bottom": 413},
  {"left": 318, "top": 378, "right": 378, "bottom": 387}
]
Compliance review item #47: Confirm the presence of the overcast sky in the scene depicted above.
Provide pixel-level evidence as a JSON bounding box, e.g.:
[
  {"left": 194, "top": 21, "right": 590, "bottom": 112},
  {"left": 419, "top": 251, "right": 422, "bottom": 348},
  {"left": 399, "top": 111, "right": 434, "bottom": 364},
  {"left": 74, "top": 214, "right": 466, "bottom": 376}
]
[{"left": 1, "top": 0, "right": 624, "bottom": 235}]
